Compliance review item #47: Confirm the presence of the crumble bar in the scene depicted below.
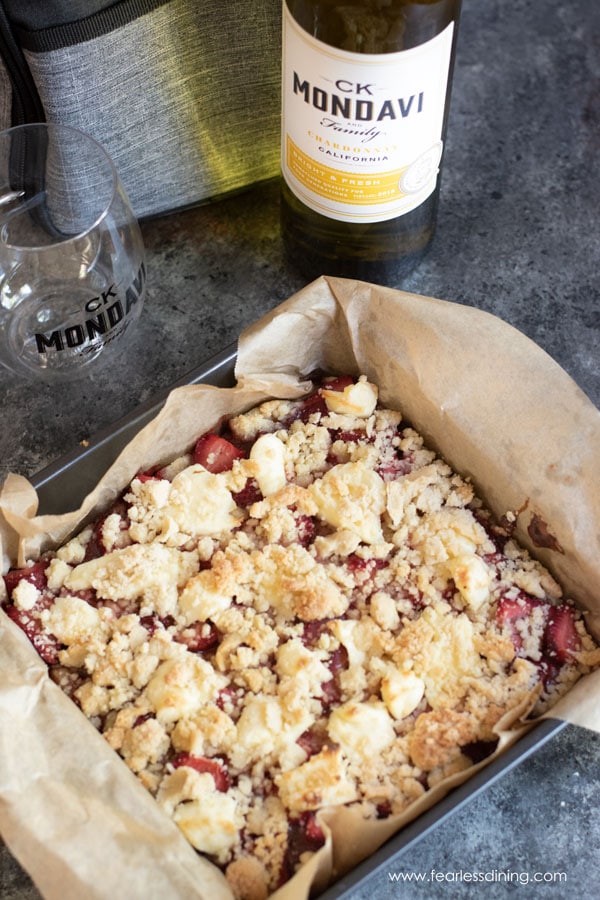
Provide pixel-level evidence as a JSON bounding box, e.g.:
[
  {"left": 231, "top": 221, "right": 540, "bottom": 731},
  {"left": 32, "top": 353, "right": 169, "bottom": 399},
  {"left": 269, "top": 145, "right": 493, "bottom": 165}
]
[{"left": 3, "top": 375, "right": 599, "bottom": 899}]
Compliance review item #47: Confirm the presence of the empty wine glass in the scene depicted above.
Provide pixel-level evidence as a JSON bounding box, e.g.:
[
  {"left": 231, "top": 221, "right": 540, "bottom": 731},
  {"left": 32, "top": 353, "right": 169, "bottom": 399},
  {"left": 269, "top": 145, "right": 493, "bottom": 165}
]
[{"left": 0, "top": 122, "right": 146, "bottom": 380}]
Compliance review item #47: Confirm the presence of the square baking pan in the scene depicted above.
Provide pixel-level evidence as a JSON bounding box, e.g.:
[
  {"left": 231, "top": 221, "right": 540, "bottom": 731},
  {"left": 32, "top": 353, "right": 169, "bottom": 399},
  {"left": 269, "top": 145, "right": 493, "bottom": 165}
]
[{"left": 27, "top": 343, "right": 566, "bottom": 899}]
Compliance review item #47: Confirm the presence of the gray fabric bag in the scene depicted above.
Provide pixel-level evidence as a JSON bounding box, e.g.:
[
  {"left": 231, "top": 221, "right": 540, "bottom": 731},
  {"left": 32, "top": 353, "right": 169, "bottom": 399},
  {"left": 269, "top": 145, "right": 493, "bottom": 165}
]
[{"left": 0, "top": 0, "right": 281, "bottom": 219}]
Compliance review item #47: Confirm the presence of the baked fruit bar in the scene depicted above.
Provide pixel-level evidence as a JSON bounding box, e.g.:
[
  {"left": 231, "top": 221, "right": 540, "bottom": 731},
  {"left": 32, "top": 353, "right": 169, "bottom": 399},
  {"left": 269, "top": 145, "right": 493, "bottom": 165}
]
[{"left": 2, "top": 375, "right": 599, "bottom": 899}]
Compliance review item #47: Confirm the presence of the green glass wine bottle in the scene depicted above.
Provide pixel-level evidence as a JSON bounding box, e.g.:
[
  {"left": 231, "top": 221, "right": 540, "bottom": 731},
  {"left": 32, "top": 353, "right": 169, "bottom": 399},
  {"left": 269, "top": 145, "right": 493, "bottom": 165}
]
[{"left": 280, "top": 0, "right": 462, "bottom": 284}]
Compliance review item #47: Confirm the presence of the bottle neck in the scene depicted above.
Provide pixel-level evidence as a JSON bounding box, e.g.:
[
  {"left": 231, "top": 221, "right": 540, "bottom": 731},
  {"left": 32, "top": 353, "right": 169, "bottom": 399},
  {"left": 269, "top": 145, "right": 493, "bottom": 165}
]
[{"left": 284, "top": 0, "right": 461, "bottom": 54}]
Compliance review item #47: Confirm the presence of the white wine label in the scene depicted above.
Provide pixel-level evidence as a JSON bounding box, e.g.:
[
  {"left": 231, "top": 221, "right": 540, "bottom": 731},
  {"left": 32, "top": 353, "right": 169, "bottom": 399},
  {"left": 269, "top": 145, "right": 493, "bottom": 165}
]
[{"left": 281, "top": 5, "right": 454, "bottom": 223}]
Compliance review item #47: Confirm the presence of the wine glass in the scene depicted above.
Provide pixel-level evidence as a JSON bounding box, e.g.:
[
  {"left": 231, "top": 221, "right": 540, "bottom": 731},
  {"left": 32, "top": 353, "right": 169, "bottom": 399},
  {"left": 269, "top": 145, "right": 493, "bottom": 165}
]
[{"left": 0, "top": 122, "right": 146, "bottom": 380}]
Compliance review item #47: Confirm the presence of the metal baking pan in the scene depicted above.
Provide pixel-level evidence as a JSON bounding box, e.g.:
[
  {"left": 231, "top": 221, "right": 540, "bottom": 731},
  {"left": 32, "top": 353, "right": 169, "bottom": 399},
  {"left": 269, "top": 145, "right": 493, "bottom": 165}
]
[
  {"left": 318, "top": 716, "right": 565, "bottom": 898},
  {"left": 32, "top": 342, "right": 238, "bottom": 515},
  {"left": 28, "top": 343, "right": 566, "bottom": 898}
]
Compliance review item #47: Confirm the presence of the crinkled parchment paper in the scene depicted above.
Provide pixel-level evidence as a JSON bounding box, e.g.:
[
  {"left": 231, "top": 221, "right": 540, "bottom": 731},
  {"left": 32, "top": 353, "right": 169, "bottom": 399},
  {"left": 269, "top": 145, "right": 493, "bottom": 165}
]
[{"left": 1, "top": 276, "right": 600, "bottom": 900}]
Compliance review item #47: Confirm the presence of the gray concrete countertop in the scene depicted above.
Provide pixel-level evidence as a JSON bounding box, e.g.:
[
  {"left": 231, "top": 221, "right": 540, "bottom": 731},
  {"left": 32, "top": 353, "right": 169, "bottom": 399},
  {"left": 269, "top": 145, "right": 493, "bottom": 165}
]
[{"left": 1, "top": 0, "right": 599, "bottom": 897}]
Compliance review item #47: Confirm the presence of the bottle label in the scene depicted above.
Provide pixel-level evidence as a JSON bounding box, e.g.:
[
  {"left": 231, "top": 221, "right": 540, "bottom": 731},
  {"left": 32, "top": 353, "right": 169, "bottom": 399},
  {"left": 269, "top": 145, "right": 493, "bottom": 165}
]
[{"left": 281, "top": 5, "right": 454, "bottom": 223}]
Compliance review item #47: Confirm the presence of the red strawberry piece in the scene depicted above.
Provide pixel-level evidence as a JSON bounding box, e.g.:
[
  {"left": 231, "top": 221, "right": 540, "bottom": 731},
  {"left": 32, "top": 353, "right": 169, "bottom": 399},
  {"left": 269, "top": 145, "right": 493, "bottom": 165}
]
[
  {"left": 320, "top": 645, "right": 348, "bottom": 707},
  {"left": 232, "top": 477, "right": 263, "bottom": 508},
  {"left": 133, "top": 712, "right": 154, "bottom": 728},
  {"left": 83, "top": 517, "right": 106, "bottom": 562},
  {"left": 346, "top": 554, "right": 373, "bottom": 572},
  {"left": 302, "top": 811, "right": 325, "bottom": 845},
  {"left": 376, "top": 801, "right": 393, "bottom": 819},
  {"left": 320, "top": 677, "right": 342, "bottom": 707},
  {"left": 216, "top": 685, "right": 242, "bottom": 714},
  {"left": 93, "top": 599, "right": 125, "bottom": 619},
  {"left": 297, "top": 728, "right": 328, "bottom": 758},
  {"left": 3, "top": 559, "right": 48, "bottom": 599},
  {"left": 297, "top": 390, "right": 328, "bottom": 422},
  {"left": 171, "top": 752, "right": 230, "bottom": 791},
  {"left": 83, "top": 500, "right": 130, "bottom": 561},
  {"left": 5, "top": 605, "right": 61, "bottom": 664},
  {"left": 536, "top": 659, "right": 562, "bottom": 686},
  {"left": 496, "top": 594, "right": 547, "bottom": 652},
  {"left": 472, "top": 509, "right": 510, "bottom": 554},
  {"left": 301, "top": 619, "right": 329, "bottom": 647},
  {"left": 173, "top": 621, "right": 220, "bottom": 653},
  {"left": 376, "top": 456, "right": 413, "bottom": 481},
  {"left": 135, "top": 472, "right": 161, "bottom": 483},
  {"left": 295, "top": 514, "right": 316, "bottom": 547},
  {"left": 275, "top": 856, "right": 294, "bottom": 892},
  {"left": 496, "top": 597, "right": 525, "bottom": 649},
  {"left": 193, "top": 433, "right": 245, "bottom": 473},
  {"left": 543, "top": 605, "right": 580, "bottom": 663},
  {"left": 283, "top": 812, "right": 327, "bottom": 882},
  {"left": 139, "top": 614, "right": 163, "bottom": 637},
  {"left": 286, "top": 812, "right": 326, "bottom": 854},
  {"left": 83, "top": 523, "right": 106, "bottom": 561},
  {"left": 282, "top": 376, "right": 355, "bottom": 427},
  {"left": 327, "top": 644, "right": 348, "bottom": 676},
  {"left": 320, "top": 375, "right": 354, "bottom": 393},
  {"left": 331, "top": 428, "right": 366, "bottom": 443},
  {"left": 346, "top": 554, "right": 388, "bottom": 581}
]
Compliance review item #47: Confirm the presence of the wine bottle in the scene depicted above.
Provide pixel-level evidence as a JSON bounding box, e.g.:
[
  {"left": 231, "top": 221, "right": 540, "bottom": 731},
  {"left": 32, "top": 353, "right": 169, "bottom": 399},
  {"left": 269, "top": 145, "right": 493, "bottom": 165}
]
[{"left": 280, "top": 0, "right": 462, "bottom": 284}]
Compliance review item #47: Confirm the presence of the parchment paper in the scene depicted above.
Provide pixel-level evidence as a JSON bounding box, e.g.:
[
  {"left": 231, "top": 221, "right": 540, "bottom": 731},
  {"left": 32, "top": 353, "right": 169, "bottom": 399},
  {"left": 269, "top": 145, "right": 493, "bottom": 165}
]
[{"left": 1, "top": 276, "right": 599, "bottom": 900}]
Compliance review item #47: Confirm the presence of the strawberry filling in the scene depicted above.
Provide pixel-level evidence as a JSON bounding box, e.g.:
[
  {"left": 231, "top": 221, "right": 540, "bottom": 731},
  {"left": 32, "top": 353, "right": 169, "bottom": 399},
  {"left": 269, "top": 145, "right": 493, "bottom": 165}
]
[
  {"left": 283, "top": 374, "right": 355, "bottom": 427},
  {"left": 3, "top": 559, "right": 48, "bottom": 598},
  {"left": 296, "top": 727, "right": 330, "bottom": 759},
  {"left": 171, "top": 752, "right": 230, "bottom": 792},
  {"left": 83, "top": 499, "right": 130, "bottom": 560},
  {"left": 282, "top": 812, "right": 326, "bottom": 882},
  {"left": 231, "top": 477, "right": 263, "bottom": 508},
  {"left": 497, "top": 593, "right": 581, "bottom": 681},
  {"left": 5, "top": 602, "right": 62, "bottom": 664},
  {"left": 544, "top": 605, "right": 580, "bottom": 663},
  {"left": 496, "top": 593, "right": 546, "bottom": 653},
  {"left": 173, "top": 621, "right": 221, "bottom": 653},
  {"left": 193, "top": 433, "right": 245, "bottom": 473}
]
